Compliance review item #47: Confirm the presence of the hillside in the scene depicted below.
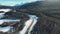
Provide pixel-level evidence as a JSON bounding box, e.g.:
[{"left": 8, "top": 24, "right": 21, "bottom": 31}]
[
  {"left": 0, "top": 1, "right": 60, "bottom": 34},
  {"left": 15, "top": 1, "right": 60, "bottom": 34}
]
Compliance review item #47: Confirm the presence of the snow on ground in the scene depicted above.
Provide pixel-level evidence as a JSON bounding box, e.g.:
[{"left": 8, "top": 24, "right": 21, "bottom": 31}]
[
  {"left": 0, "top": 19, "right": 20, "bottom": 25},
  {"left": 19, "top": 15, "right": 38, "bottom": 34},
  {"left": 0, "top": 9, "right": 20, "bottom": 25},
  {"left": 0, "top": 26, "right": 13, "bottom": 32},
  {"left": 0, "top": 9, "right": 12, "bottom": 18},
  {"left": 28, "top": 15, "right": 38, "bottom": 34},
  {"left": 0, "top": 9, "right": 38, "bottom": 34},
  {"left": 0, "top": 13, "right": 5, "bottom": 19},
  {"left": 0, "top": 9, "right": 11, "bottom": 13}
]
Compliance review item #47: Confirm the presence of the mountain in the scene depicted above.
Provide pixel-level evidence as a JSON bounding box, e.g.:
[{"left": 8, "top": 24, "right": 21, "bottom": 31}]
[
  {"left": 15, "top": 1, "right": 60, "bottom": 19},
  {"left": 14, "top": 1, "right": 60, "bottom": 34},
  {"left": 0, "top": 1, "right": 60, "bottom": 34}
]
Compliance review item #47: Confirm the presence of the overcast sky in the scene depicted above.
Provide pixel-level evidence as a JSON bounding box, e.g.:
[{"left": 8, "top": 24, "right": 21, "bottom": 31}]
[{"left": 0, "top": 0, "right": 43, "bottom": 6}]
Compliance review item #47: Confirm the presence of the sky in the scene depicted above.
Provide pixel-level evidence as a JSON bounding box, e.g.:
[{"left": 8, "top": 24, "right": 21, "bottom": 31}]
[{"left": 0, "top": 0, "right": 43, "bottom": 6}]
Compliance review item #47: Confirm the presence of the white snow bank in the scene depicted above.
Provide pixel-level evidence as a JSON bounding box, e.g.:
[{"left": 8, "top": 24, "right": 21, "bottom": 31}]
[
  {"left": 0, "top": 9, "right": 11, "bottom": 13},
  {"left": 19, "top": 15, "right": 38, "bottom": 34},
  {"left": 0, "top": 26, "right": 13, "bottom": 32},
  {"left": 0, "top": 19, "right": 20, "bottom": 25}
]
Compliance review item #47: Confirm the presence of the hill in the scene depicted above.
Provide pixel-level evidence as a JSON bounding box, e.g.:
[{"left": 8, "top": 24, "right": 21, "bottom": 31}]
[{"left": 15, "top": 1, "right": 60, "bottom": 34}]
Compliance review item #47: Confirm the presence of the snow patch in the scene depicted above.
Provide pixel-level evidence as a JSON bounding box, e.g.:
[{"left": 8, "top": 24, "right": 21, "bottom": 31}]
[
  {"left": 0, "top": 9, "right": 11, "bottom": 13},
  {"left": 19, "top": 15, "right": 38, "bottom": 34},
  {"left": 0, "top": 26, "right": 13, "bottom": 32},
  {"left": 0, "top": 19, "right": 20, "bottom": 25}
]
